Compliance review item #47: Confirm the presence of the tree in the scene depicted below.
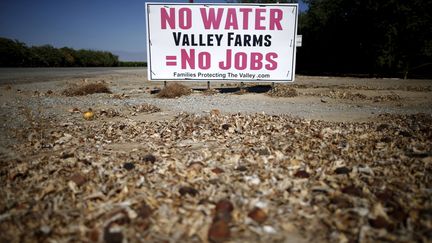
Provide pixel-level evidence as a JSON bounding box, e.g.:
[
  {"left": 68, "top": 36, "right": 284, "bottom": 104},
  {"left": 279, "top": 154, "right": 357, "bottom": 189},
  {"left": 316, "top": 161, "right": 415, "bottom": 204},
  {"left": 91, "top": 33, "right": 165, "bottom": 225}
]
[
  {"left": 0, "top": 37, "right": 120, "bottom": 67},
  {"left": 60, "top": 47, "right": 77, "bottom": 66},
  {"left": 298, "top": 0, "right": 432, "bottom": 78},
  {"left": 0, "top": 38, "right": 29, "bottom": 67},
  {"left": 30, "top": 45, "right": 63, "bottom": 67}
]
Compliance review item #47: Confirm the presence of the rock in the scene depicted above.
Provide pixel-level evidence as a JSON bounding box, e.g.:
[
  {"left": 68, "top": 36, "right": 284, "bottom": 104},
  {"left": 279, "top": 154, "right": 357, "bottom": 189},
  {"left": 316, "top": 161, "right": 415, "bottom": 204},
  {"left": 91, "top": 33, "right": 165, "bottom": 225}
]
[
  {"left": 235, "top": 165, "right": 248, "bottom": 171},
  {"left": 215, "top": 200, "right": 234, "bottom": 214},
  {"left": 179, "top": 186, "right": 199, "bottom": 196},
  {"left": 69, "top": 173, "right": 87, "bottom": 187},
  {"left": 335, "top": 167, "right": 351, "bottom": 175},
  {"left": 212, "top": 167, "right": 224, "bottom": 174},
  {"left": 248, "top": 207, "right": 268, "bottom": 224},
  {"left": 208, "top": 220, "right": 230, "bottom": 242},
  {"left": 221, "top": 124, "right": 230, "bottom": 130},
  {"left": 142, "top": 154, "right": 156, "bottom": 163},
  {"left": 214, "top": 199, "right": 234, "bottom": 222},
  {"left": 83, "top": 110, "right": 95, "bottom": 120},
  {"left": 123, "top": 162, "right": 135, "bottom": 171},
  {"left": 294, "top": 170, "right": 310, "bottom": 178}
]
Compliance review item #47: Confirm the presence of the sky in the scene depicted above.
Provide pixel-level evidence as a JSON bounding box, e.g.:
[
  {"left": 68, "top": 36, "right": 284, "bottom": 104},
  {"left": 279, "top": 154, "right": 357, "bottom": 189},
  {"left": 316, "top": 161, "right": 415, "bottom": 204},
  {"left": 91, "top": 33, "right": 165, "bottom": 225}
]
[{"left": 0, "top": 0, "right": 308, "bottom": 61}]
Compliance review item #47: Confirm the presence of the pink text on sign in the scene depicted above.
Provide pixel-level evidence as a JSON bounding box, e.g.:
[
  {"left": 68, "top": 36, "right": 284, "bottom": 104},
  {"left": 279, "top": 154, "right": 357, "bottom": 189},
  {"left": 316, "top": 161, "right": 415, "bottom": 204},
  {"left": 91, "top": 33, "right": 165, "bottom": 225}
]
[{"left": 161, "top": 7, "right": 284, "bottom": 30}]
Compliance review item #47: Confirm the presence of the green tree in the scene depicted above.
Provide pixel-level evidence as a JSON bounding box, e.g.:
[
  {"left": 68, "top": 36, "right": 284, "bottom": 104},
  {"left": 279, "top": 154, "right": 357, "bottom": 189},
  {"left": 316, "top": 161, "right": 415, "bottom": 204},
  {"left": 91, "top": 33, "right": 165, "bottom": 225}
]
[
  {"left": 0, "top": 38, "right": 29, "bottom": 66},
  {"left": 299, "top": 0, "right": 432, "bottom": 78},
  {"left": 30, "top": 45, "right": 63, "bottom": 67},
  {"left": 0, "top": 37, "right": 120, "bottom": 67},
  {"left": 60, "top": 47, "right": 77, "bottom": 66}
]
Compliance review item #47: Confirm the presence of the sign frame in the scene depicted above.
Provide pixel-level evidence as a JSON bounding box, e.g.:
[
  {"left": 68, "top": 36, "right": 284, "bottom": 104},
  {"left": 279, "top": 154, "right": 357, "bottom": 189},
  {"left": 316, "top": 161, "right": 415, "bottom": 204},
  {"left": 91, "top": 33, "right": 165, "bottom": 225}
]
[{"left": 145, "top": 3, "right": 299, "bottom": 82}]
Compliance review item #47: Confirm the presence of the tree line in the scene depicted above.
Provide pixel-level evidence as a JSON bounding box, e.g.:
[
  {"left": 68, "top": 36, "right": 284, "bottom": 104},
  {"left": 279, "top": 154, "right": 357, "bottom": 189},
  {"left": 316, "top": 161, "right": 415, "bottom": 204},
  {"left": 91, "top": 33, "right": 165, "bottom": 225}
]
[
  {"left": 240, "top": 0, "right": 431, "bottom": 79},
  {"left": 0, "top": 37, "right": 120, "bottom": 67}
]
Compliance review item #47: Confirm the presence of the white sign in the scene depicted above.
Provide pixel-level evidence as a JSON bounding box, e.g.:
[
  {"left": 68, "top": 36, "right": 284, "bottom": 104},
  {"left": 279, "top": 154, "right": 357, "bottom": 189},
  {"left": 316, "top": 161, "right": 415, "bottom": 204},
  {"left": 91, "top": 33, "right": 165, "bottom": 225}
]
[{"left": 146, "top": 3, "right": 298, "bottom": 82}]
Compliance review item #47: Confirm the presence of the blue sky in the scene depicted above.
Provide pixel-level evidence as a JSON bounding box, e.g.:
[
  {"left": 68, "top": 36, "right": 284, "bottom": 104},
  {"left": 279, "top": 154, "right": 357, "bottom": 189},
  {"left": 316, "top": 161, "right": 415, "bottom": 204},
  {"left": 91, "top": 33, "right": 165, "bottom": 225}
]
[{"left": 0, "top": 0, "right": 308, "bottom": 61}]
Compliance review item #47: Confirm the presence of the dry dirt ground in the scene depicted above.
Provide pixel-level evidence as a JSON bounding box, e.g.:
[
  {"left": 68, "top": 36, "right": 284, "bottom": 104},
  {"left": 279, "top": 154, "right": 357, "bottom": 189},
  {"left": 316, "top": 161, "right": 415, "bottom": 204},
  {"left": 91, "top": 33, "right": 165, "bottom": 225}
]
[{"left": 0, "top": 68, "right": 431, "bottom": 242}]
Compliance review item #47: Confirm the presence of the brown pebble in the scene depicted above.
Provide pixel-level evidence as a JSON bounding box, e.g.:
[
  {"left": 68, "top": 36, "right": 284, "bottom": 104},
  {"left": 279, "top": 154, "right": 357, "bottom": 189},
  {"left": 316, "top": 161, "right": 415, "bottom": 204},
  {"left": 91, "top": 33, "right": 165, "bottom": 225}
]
[
  {"left": 294, "top": 170, "right": 310, "bottom": 178},
  {"left": 142, "top": 154, "right": 156, "bottom": 163},
  {"left": 221, "top": 124, "right": 230, "bottom": 130},
  {"left": 212, "top": 167, "right": 224, "bottom": 174},
  {"left": 179, "top": 186, "right": 199, "bottom": 196},
  {"left": 215, "top": 199, "right": 234, "bottom": 214},
  {"left": 335, "top": 166, "right": 351, "bottom": 174},
  {"left": 214, "top": 199, "right": 234, "bottom": 222},
  {"left": 208, "top": 220, "right": 230, "bottom": 242},
  {"left": 70, "top": 173, "right": 87, "bottom": 187},
  {"left": 235, "top": 165, "right": 247, "bottom": 171},
  {"left": 123, "top": 162, "right": 135, "bottom": 170},
  {"left": 248, "top": 207, "right": 268, "bottom": 224}
]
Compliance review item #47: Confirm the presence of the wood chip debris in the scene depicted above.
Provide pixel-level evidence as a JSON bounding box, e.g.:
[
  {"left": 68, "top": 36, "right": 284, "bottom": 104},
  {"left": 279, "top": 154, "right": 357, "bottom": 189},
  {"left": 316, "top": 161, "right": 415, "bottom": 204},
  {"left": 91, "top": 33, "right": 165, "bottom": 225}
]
[{"left": 0, "top": 113, "right": 431, "bottom": 242}]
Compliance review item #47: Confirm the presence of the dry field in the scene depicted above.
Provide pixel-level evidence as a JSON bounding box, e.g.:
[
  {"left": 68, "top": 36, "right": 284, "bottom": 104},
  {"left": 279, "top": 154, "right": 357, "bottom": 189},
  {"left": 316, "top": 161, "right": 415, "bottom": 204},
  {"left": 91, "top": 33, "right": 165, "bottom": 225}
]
[{"left": 0, "top": 68, "right": 431, "bottom": 242}]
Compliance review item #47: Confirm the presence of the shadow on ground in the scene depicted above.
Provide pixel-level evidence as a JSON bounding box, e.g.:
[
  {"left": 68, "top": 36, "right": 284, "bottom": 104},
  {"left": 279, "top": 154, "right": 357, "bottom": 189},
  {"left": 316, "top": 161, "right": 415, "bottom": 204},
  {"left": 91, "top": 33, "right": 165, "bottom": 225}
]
[{"left": 192, "top": 85, "right": 273, "bottom": 94}]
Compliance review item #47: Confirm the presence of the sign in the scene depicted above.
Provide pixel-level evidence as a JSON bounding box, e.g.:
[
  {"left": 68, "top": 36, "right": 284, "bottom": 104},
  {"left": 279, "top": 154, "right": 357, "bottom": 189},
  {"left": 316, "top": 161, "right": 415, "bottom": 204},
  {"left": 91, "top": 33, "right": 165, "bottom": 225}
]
[{"left": 146, "top": 3, "right": 298, "bottom": 82}]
